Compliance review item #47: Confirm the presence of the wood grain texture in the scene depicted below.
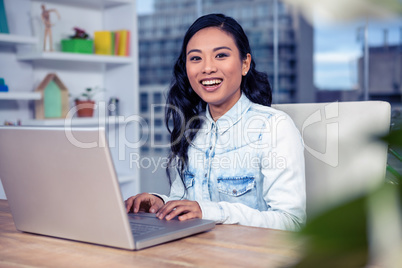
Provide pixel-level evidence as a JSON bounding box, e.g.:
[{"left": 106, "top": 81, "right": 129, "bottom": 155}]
[{"left": 0, "top": 200, "right": 304, "bottom": 267}]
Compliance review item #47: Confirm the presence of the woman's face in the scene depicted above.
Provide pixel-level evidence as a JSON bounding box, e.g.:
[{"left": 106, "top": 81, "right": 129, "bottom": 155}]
[{"left": 186, "top": 27, "right": 251, "bottom": 119}]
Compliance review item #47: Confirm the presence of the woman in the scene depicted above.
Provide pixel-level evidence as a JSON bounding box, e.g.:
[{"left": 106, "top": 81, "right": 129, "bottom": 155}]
[{"left": 125, "top": 14, "right": 306, "bottom": 231}]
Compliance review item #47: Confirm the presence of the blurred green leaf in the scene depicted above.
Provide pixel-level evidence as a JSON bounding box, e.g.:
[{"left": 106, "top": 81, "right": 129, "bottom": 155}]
[
  {"left": 389, "top": 148, "right": 402, "bottom": 162},
  {"left": 382, "top": 128, "right": 402, "bottom": 148},
  {"left": 383, "top": 124, "right": 402, "bottom": 203},
  {"left": 294, "top": 196, "right": 368, "bottom": 268},
  {"left": 387, "top": 165, "right": 401, "bottom": 180}
]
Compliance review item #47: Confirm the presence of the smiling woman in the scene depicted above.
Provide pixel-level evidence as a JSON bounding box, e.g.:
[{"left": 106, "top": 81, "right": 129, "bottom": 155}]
[
  {"left": 185, "top": 27, "right": 251, "bottom": 120},
  {"left": 125, "top": 14, "right": 306, "bottom": 231}
]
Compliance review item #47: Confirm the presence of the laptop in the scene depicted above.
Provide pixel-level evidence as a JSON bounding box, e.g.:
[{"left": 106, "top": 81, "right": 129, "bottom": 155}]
[{"left": 0, "top": 126, "right": 215, "bottom": 250}]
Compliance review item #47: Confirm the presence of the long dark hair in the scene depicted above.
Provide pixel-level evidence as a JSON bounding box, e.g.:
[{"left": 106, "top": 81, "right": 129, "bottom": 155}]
[{"left": 165, "top": 13, "right": 272, "bottom": 184}]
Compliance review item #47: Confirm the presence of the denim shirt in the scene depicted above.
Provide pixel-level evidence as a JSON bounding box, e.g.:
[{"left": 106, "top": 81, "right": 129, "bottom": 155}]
[{"left": 158, "top": 94, "right": 306, "bottom": 231}]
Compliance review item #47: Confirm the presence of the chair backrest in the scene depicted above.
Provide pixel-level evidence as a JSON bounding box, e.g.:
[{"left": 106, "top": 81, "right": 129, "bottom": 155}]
[{"left": 273, "top": 101, "right": 391, "bottom": 218}]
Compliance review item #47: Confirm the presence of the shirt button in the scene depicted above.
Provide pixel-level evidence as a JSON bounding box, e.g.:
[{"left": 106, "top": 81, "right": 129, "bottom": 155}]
[{"left": 232, "top": 189, "right": 237, "bottom": 195}]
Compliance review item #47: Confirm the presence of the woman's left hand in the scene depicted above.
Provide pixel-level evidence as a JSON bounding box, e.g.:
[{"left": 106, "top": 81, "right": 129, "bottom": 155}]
[{"left": 156, "top": 200, "right": 202, "bottom": 221}]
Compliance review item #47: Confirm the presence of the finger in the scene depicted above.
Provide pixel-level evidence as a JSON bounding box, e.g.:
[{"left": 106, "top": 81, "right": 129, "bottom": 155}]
[
  {"left": 164, "top": 205, "right": 189, "bottom": 220},
  {"left": 149, "top": 202, "right": 163, "bottom": 214},
  {"left": 156, "top": 201, "right": 181, "bottom": 220},
  {"left": 132, "top": 195, "right": 147, "bottom": 213},
  {"left": 169, "top": 201, "right": 202, "bottom": 221},
  {"left": 163, "top": 202, "right": 199, "bottom": 221},
  {"left": 178, "top": 211, "right": 201, "bottom": 221},
  {"left": 149, "top": 205, "right": 157, "bottom": 214},
  {"left": 125, "top": 196, "right": 136, "bottom": 213}
]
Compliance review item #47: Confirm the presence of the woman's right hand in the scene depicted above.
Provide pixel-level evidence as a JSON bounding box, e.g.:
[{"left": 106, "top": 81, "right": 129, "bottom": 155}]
[{"left": 125, "top": 193, "right": 164, "bottom": 214}]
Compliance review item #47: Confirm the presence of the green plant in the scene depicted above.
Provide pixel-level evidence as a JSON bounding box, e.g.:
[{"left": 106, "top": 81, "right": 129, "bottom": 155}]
[
  {"left": 383, "top": 126, "right": 402, "bottom": 198},
  {"left": 387, "top": 148, "right": 402, "bottom": 185},
  {"left": 386, "top": 111, "right": 402, "bottom": 186},
  {"left": 75, "top": 86, "right": 103, "bottom": 101}
]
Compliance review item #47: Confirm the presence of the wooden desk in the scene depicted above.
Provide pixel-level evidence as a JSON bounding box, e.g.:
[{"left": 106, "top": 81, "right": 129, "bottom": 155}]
[{"left": 0, "top": 200, "right": 303, "bottom": 267}]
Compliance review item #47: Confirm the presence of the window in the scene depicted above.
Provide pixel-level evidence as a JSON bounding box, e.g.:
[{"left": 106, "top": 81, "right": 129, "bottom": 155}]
[
  {"left": 154, "top": 118, "right": 163, "bottom": 127},
  {"left": 257, "top": 4, "right": 269, "bottom": 18},
  {"left": 153, "top": 92, "right": 163, "bottom": 112},
  {"left": 140, "top": 93, "right": 148, "bottom": 113},
  {"left": 153, "top": 133, "right": 164, "bottom": 152},
  {"left": 241, "top": 7, "right": 253, "bottom": 20},
  {"left": 154, "top": 133, "right": 162, "bottom": 141}
]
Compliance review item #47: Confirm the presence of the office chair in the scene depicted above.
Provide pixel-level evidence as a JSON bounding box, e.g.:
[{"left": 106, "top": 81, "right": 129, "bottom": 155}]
[{"left": 274, "top": 101, "right": 391, "bottom": 218}]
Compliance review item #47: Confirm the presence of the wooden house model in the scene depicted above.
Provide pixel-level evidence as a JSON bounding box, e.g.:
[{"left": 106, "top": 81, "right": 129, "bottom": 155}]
[{"left": 35, "top": 73, "right": 69, "bottom": 119}]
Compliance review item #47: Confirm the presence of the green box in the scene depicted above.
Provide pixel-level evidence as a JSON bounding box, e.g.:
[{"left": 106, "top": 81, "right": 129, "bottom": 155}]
[{"left": 61, "top": 39, "right": 93, "bottom": 54}]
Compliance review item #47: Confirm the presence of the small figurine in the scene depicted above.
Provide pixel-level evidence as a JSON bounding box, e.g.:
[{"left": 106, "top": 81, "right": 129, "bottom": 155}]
[{"left": 41, "top": 4, "right": 60, "bottom": 51}]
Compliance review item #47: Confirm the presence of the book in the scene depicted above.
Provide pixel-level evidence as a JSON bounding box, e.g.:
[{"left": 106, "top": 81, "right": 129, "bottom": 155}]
[
  {"left": 0, "top": 0, "right": 10, "bottom": 34},
  {"left": 94, "top": 31, "right": 112, "bottom": 55},
  {"left": 114, "top": 31, "right": 120, "bottom": 55},
  {"left": 116, "top": 30, "right": 131, "bottom": 56},
  {"left": 117, "top": 30, "right": 127, "bottom": 56},
  {"left": 93, "top": 30, "right": 130, "bottom": 56},
  {"left": 125, "top": 30, "right": 130, "bottom": 56},
  {"left": 111, "top": 31, "right": 115, "bottom": 55}
]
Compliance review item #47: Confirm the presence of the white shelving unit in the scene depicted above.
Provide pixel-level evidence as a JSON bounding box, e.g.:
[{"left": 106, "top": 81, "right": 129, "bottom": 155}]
[
  {"left": 40, "top": 0, "right": 133, "bottom": 8},
  {"left": 17, "top": 51, "right": 134, "bottom": 64},
  {"left": 0, "top": 0, "right": 140, "bottom": 200},
  {"left": 23, "top": 116, "right": 132, "bottom": 126},
  {"left": 0, "top": 92, "right": 41, "bottom": 100},
  {"left": 0, "top": 33, "right": 38, "bottom": 45}
]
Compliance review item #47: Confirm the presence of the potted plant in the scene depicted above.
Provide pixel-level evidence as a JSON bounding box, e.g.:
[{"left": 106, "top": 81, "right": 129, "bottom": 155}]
[{"left": 74, "top": 87, "right": 101, "bottom": 117}]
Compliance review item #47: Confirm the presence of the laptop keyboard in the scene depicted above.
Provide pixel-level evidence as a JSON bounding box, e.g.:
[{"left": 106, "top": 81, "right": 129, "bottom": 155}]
[{"left": 129, "top": 222, "right": 165, "bottom": 236}]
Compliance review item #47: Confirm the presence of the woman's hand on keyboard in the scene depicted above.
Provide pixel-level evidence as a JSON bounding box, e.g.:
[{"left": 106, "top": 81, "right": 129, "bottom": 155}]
[
  {"left": 156, "top": 200, "right": 202, "bottom": 221},
  {"left": 125, "top": 193, "right": 164, "bottom": 214}
]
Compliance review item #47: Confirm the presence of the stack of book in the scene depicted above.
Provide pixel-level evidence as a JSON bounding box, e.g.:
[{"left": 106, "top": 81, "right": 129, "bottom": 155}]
[
  {"left": 0, "top": 0, "right": 9, "bottom": 34},
  {"left": 94, "top": 30, "right": 130, "bottom": 56}
]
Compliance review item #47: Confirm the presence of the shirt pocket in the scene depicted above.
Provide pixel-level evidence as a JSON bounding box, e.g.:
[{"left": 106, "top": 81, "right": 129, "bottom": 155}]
[
  {"left": 184, "top": 172, "right": 195, "bottom": 189},
  {"left": 217, "top": 176, "right": 255, "bottom": 197}
]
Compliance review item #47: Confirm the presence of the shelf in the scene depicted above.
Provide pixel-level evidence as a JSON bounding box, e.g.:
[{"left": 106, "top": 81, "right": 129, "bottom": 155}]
[
  {"left": 23, "top": 116, "right": 132, "bottom": 126},
  {"left": 0, "top": 92, "right": 41, "bottom": 100},
  {"left": 0, "top": 34, "right": 38, "bottom": 46},
  {"left": 23, "top": 118, "right": 100, "bottom": 126},
  {"left": 17, "top": 51, "right": 133, "bottom": 64}
]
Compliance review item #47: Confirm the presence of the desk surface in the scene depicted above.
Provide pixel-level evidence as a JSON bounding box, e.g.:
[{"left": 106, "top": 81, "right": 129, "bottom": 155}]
[{"left": 0, "top": 199, "right": 303, "bottom": 267}]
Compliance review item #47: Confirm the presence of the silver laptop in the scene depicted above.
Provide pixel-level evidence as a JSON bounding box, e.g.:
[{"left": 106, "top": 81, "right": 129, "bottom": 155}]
[{"left": 0, "top": 126, "right": 215, "bottom": 250}]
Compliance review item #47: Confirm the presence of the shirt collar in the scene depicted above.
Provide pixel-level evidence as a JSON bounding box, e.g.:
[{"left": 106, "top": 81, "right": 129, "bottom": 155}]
[{"left": 205, "top": 93, "right": 252, "bottom": 135}]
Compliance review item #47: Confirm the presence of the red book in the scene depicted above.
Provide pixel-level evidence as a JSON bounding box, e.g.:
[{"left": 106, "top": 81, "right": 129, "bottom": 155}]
[{"left": 126, "top": 30, "right": 130, "bottom": 56}]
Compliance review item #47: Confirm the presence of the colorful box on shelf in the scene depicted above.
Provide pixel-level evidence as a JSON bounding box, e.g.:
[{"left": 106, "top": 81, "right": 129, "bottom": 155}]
[
  {"left": 61, "top": 39, "right": 93, "bottom": 54},
  {"left": 0, "top": 0, "right": 9, "bottom": 34},
  {"left": 0, "top": 78, "right": 8, "bottom": 92}
]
